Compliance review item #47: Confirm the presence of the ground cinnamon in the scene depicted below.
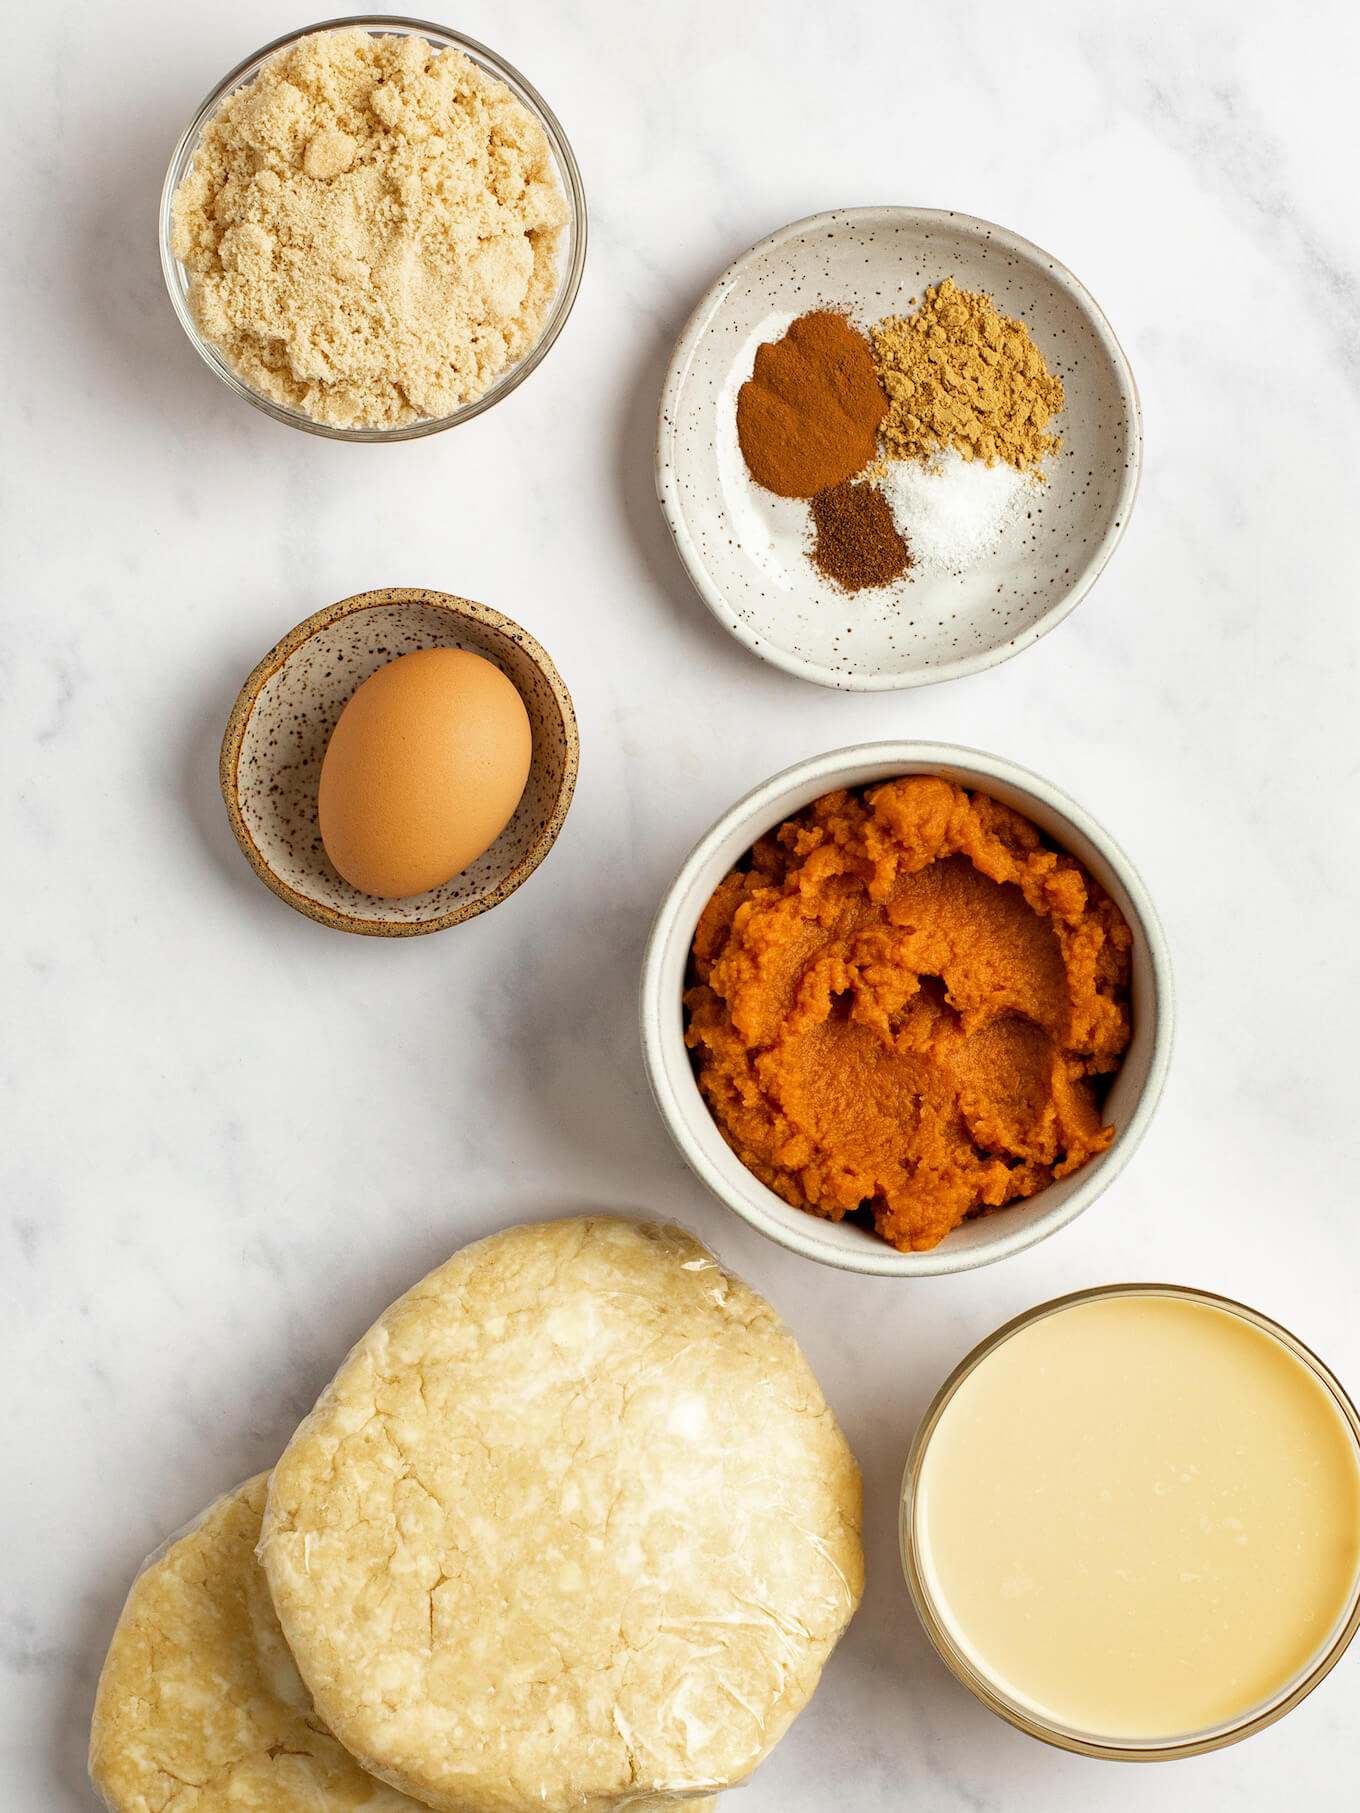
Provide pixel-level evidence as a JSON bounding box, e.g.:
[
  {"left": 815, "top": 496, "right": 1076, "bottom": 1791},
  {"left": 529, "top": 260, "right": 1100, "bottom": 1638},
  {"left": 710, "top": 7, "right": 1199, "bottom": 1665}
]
[
  {"left": 809, "top": 481, "right": 911, "bottom": 590},
  {"left": 736, "top": 311, "right": 887, "bottom": 497}
]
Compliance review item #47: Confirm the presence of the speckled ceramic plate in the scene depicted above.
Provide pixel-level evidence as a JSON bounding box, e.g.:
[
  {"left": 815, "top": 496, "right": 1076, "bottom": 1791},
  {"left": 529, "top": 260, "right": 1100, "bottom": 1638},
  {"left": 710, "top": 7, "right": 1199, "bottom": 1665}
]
[
  {"left": 656, "top": 207, "right": 1142, "bottom": 690},
  {"left": 221, "top": 589, "right": 578, "bottom": 936}
]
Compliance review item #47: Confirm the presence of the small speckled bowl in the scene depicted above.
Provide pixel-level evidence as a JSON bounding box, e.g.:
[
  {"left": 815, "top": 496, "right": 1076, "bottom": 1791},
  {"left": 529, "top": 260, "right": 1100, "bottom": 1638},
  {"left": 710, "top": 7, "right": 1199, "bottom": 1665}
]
[
  {"left": 221, "top": 589, "right": 578, "bottom": 935},
  {"left": 657, "top": 207, "right": 1142, "bottom": 690}
]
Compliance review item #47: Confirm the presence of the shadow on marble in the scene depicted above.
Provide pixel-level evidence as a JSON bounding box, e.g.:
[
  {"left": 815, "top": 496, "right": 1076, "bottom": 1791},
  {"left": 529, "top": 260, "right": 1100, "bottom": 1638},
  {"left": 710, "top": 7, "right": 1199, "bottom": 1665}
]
[
  {"left": 50, "top": 1577, "right": 127, "bottom": 1812},
  {"left": 611, "top": 290, "right": 788, "bottom": 680},
  {"left": 63, "top": 104, "right": 262, "bottom": 444},
  {"left": 174, "top": 663, "right": 273, "bottom": 914},
  {"left": 489, "top": 885, "right": 675, "bottom": 1186},
  {"left": 779, "top": 1390, "right": 1038, "bottom": 1803}
]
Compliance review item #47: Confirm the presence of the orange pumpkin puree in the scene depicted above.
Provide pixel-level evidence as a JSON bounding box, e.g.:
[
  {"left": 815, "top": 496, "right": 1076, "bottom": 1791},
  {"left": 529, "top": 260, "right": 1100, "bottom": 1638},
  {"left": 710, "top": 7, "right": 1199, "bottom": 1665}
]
[{"left": 684, "top": 777, "right": 1133, "bottom": 1253}]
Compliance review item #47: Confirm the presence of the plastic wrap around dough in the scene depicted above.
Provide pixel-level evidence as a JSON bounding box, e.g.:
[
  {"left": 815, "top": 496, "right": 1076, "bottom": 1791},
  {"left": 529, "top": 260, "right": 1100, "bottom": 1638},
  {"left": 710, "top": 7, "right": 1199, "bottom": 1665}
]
[
  {"left": 261, "top": 1217, "right": 864, "bottom": 1813},
  {"left": 89, "top": 1473, "right": 426, "bottom": 1811},
  {"left": 88, "top": 1473, "right": 720, "bottom": 1813}
]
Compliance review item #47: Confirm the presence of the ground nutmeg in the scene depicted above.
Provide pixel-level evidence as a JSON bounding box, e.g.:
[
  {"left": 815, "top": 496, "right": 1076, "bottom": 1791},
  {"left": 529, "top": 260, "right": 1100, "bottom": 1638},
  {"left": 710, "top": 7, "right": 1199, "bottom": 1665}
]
[
  {"left": 736, "top": 311, "right": 888, "bottom": 497},
  {"left": 809, "top": 481, "right": 911, "bottom": 590}
]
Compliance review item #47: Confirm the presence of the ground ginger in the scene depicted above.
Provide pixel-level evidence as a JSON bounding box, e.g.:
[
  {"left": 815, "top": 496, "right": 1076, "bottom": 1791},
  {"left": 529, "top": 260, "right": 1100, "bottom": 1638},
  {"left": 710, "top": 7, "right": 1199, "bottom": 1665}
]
[{"left": 871, "top": 278, "right": 1064, "bottom": 471}]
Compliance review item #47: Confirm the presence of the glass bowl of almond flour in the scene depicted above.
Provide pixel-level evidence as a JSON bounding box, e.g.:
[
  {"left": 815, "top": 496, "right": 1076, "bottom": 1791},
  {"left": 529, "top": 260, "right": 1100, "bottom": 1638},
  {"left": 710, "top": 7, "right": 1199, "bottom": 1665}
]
[{"left": 158, "top": 17, "right": 586, "bottom": 440}]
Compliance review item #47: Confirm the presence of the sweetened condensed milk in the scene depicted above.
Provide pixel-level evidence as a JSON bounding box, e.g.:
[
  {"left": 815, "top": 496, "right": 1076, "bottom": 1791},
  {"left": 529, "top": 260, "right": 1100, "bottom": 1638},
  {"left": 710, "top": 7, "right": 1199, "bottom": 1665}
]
[{"left": 907, "top": 1289, "right": 1360, "bottom": 1748}]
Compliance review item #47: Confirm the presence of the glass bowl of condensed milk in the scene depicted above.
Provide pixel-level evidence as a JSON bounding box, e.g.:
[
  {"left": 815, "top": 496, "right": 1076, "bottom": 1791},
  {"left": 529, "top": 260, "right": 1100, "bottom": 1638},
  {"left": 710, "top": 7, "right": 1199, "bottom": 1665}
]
[{"left": 901, "top": 1285, "right": 1360, "bottom": 1758}]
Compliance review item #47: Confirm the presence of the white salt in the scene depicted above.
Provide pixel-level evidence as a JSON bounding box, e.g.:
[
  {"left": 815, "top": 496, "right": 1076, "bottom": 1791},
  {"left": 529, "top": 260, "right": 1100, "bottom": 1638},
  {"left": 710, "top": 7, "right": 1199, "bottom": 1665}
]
[{"left": 881, "top": 450, "right": 1034, "bottom": 577}]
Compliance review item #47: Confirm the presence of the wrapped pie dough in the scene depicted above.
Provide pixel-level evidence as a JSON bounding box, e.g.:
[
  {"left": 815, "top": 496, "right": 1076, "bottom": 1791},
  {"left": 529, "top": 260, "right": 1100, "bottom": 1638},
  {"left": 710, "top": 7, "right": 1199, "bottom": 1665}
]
[
  {"left": 262, "top": 1217, "right": 863, "bottom": 1813},
  {"left": 88, "top": 1473, "right": 423, "bottom": 1811},
  {"left": 89, "top": 1469, "right": 718, "bottom": 1813}
]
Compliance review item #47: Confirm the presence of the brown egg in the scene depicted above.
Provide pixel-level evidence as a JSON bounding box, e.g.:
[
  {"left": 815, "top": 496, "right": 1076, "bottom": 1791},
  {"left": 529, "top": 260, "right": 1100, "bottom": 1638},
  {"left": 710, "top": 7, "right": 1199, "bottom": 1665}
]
[{"left": 318, "top": 648, "right": 533, "bottom": 900}]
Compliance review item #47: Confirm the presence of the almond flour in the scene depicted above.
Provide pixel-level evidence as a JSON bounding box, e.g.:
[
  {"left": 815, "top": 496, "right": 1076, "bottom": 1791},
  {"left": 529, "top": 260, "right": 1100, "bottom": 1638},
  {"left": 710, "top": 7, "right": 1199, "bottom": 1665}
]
[{"left": 170, "top": 29, "right": 569, "bottom": 429}]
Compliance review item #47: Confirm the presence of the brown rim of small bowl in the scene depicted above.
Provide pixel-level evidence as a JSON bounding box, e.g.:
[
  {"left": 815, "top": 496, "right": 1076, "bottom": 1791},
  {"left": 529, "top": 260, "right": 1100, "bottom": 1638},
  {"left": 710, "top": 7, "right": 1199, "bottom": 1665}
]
[{"left": 219, "top": 587, "right": 579, "bottom": 937}]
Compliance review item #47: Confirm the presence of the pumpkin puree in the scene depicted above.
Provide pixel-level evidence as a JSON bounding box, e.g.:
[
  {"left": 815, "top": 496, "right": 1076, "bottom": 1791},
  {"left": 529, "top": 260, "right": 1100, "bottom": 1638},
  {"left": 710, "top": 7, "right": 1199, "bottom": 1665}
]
[{"left": 684, "top": 777, "right": 1133, "bottom": 1253}]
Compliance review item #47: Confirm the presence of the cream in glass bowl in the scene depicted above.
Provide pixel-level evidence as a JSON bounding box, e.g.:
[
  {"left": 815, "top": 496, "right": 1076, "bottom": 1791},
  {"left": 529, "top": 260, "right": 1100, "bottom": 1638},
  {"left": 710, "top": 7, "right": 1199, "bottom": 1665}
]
[{"left": 901, "top": 1285, "right": 1360, "bottom": 1758}]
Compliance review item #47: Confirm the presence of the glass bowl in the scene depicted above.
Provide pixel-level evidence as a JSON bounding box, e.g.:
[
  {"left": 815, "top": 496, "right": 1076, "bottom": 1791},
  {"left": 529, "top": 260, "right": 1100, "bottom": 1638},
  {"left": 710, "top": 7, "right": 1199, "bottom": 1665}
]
[
  {"left": 900, "top": 1285, "right": 1360, "bottom": 1759},
  {"left": 158, "top": 14, "right": 587, "bottom": 441}
]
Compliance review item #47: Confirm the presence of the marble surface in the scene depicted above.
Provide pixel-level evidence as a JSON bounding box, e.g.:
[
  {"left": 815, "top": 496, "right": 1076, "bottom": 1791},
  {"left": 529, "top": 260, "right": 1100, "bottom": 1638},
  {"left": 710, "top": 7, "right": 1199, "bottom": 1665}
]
[{"left": 5, "top": 1, "right": 1359, "bottom": 1806}]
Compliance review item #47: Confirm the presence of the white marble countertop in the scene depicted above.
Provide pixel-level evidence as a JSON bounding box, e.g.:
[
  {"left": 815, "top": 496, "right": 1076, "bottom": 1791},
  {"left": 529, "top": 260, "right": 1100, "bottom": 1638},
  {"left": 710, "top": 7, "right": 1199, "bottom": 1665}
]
[{"left": 6, "top": 1, "right": 1360, "bottom": 1806}]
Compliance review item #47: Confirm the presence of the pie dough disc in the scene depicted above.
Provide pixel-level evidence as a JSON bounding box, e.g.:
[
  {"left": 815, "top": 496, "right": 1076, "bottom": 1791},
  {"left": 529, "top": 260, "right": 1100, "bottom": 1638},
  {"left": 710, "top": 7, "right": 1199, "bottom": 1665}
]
[
  {"left": 262, "top": 1217, "right": 863, "bottom": 1813},
  {"left": 88, "top": 1473, "right": 423, "bottom": 1811}
]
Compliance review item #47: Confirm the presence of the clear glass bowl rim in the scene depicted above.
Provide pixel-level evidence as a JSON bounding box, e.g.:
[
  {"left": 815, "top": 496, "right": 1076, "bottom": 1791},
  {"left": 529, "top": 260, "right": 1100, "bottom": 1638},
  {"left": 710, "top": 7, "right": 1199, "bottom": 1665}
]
[
  {"left": 157, "top": 13, "right": 587, "bottom": 441},
  {"left": 899, "top": 1281, "right": 1360, "bottom": 1761}
]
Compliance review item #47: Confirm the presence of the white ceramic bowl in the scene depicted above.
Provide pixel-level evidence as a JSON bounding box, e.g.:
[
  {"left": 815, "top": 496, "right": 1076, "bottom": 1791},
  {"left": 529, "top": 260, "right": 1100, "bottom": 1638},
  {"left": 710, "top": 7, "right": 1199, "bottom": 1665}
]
[
  {"left": 640, "top": 743, "right": 1173, "bottom": 1276},
  {"left": 657, "top": 208, "right": 1141, "bottom": 690}
]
